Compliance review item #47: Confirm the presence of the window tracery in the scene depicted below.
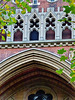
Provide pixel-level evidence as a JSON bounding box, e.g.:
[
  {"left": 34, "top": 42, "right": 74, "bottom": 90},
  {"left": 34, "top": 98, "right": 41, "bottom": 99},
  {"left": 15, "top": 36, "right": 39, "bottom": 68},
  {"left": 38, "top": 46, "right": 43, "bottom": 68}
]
[
  {"left": 28, "top": 90, "right": 53, "bottom": 100},
  {"left": 62, "top": 14, "right": 72, "bottom": 39},
  {"left": 13, "top": 15, "right": 24, "bottom": 41},
  {"left": 45, "top": 13, "right": 55, "bottom": 40},
  {"left": 29, "top": 14, "right": 39, "bottom": 40}
]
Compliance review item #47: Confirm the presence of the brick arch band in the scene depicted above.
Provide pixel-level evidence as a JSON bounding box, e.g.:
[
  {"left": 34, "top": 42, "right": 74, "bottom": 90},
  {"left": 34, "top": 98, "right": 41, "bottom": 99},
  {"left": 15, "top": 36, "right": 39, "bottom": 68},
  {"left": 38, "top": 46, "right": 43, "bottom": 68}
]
[{"left": 0, "top": 48, "right": 75, "bottom": 99}]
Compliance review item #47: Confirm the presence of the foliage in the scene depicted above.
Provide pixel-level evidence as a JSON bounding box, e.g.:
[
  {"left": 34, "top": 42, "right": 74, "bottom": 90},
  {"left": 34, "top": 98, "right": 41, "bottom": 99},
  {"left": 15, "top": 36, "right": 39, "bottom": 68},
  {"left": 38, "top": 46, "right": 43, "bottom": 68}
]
[
  {"left": 57, "top": 48, "right": 75, "bottom": 82},
  {"left": 56, "top": 68, "right": 64, "bottom": 74},
  {"left": 0, "top": 0, "right": 31, "bottom": 40},
  {"left": 56, "top": 0, "right": 75, "bottom": 83},
  {"left": 58, "top": 0, "right": 75, "bottom": 29}
]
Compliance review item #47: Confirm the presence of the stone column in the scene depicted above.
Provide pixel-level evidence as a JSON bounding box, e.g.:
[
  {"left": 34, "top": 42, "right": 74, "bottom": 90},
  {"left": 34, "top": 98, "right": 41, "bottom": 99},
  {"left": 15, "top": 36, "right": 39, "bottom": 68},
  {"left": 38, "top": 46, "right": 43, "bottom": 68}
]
[
  {"left": 56, "top": 7, "right": 61, "bottom": 40},
  {"left": 7, "top": 25, "right": 12, "bottom": 42},
  {"left": 72, "top": 14, "right": 75, "bottom": 39},
  {"left": 40, "top": 8, "right": 44, "bottom": 41},
  {"left": 23, "top": 14, "right": 28, "bottom": 41}
]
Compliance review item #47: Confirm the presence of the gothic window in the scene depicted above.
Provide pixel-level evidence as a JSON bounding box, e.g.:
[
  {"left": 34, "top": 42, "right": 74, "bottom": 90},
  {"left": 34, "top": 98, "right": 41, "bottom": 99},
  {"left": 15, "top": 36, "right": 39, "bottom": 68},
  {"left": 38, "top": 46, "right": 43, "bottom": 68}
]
[
  {"left": 28, "top": 90, "right": 53, "bottom": 100},
  {"left": 30, "top": 14, "right": 39, "bottom": 41},
  {"left": 30, "top": 30, "right": 39, "bottom": 40},
  {"left": 62, "top": 14, "right": 72, "bottom": 39},
  {"left": 33, "top": 0, "right": 37, "bottom": 4},
  {"left": 62, "top": 27, "right": 71, "bottom": 39},
  {"left": 14, "top": 29, "right": 23, "bottom": 41},
  {"left": 45, "top": 13, "right": 55, "bottom": 40},
  {"left": 46, "top": 28, "right": 55, "bottom": 40},
  {"left": 14, "top": 15, "right": 23, "bottom": 29},
  {"left": 0, "top": 25, "right": 7, "bottom": 42},
  {"left": 13, "top": 15, "right": 24, "bottom": 41}
]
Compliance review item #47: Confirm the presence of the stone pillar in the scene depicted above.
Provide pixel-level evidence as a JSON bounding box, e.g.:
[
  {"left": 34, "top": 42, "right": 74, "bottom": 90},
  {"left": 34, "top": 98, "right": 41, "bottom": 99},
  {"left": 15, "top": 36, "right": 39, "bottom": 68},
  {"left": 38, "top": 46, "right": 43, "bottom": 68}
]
[
  {"left": 56, "top": 7, "right": 61, "bottom": 40},
  {"left": 23, "top": 13, "right": 28, "bottom": 41},
  {"left": 7, "top": 25, "right": 12, "bottom": 42},
  {"left": 40, "top": 8, "right": 44, "bottom": 41},
  {"left": 72, "top": 14, "right": 75, "bottom": 39}
]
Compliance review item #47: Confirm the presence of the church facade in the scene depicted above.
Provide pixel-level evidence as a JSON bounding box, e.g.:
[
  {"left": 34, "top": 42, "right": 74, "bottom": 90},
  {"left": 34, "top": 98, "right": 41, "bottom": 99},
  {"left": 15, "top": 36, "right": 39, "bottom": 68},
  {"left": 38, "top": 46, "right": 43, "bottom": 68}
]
[{"left": 0, "top": 0, "right": 75, "bottom": 100}]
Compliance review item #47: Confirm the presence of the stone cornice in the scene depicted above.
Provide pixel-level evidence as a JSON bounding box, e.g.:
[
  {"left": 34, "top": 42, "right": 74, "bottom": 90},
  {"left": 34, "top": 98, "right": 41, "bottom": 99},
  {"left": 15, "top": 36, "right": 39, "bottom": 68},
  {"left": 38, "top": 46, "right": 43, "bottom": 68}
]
[{"left": 0, "top": 39, "right": 75, "bottom": 49}]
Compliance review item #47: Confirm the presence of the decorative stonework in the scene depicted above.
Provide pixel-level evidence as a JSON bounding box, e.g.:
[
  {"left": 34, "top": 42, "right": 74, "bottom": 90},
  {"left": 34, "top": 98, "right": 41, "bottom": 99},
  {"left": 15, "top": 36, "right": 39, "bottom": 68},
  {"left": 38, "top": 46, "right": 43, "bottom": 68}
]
[
  {"left": 64, "top": 97, "right": 72, "bottom": 100},
  {"left": 69, "top": 50, "right": 75, "bottom": 60},
  {"left": 0, "top": 7, "right": 75, "bottom": 43},
  {"left": 0, "top": 40, "right": 75, "bottom": 49}
]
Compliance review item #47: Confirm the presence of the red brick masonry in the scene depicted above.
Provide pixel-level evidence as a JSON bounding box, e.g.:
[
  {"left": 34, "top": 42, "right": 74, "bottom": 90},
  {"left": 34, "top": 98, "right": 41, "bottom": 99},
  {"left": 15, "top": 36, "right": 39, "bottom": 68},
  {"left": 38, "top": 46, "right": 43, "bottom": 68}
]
[{"left": 0, "top": 46, "right": 74, "bottom": 62}]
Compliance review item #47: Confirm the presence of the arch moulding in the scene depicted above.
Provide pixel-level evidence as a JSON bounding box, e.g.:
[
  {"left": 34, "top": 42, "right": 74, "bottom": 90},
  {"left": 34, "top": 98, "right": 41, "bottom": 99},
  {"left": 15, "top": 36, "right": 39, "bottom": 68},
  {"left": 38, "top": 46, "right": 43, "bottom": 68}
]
[{"left": 1, "top": 48, "right": 75, "bottom": 88}]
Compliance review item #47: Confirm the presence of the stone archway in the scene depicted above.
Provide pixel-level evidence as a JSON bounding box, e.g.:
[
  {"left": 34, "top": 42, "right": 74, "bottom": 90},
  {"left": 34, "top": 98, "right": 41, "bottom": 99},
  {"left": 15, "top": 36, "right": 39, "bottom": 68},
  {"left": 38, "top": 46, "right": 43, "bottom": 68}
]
[{"left": 0, "top": 48, "right": 75, "bottom": 100}]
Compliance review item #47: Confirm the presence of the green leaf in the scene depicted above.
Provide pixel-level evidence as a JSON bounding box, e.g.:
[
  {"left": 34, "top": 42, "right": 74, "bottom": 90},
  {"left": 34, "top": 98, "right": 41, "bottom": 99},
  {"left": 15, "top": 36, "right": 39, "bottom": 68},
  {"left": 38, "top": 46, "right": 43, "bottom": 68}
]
[
  {"left": 56, "top": 69, "right": 64, "bottom": 74},
  {"left": 26, "top": 0, "right": 31, "bottom": 3},
  {"left": 27, "top": 6, "right": 32, "bottom": 12},
  {"left": 21, "top": 2, "right": 27, "bottom": 7},
  {"left": 70, "top": 77, "right": 75, "bottom": 82},
  {"left": 71, "top": 59, "right": 75, "bottom": 63},
  {"left": 57, "top": 48, "right": 66, "bottom": 54},
  {"left": 60, "top": 56, "right": 68, "bottom": 61},
  {"left": 58, "top": 19, "right": 63, "bottom": 22},
  {"left": 6, "top": 0, "right": 11, "bottom": 1},
  {"left": 71, "top": 64, "right": 75, "bottom": 69},
  {"left": 11, "top": 18, "right": 17, "bottom": 23},
  {"left": 8, "top": 11, "right": 12, "bottom": 16},
  {"left": 63, "top": 6, "right": 71, "bottom": 13},
  {"left": 70, "top": 72, "right": 75, "bottom": 77},
  {"left": 2, "top": 36, "right": 5, "bottom": 41},
  {"left": 73, "top": 28, "right": 75, "bottom": 30},
  {"left": 69, "top": 48, "right": 74, "bottom": 51},
  {"left": 21, "top": 10, "right": 26, "bottom": 14}
]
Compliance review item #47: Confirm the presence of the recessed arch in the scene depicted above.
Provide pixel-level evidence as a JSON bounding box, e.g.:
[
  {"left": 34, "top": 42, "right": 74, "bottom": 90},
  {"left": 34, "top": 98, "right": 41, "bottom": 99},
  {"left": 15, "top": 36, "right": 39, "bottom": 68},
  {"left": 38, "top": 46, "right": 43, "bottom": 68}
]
[
  {"left": 46, "top": 28, "right": 55, "bottom": 40},
  {"left": 62, "top": 27, "right": 71, "bottom": 39},
  {"left": 1, "top": 48, "right": 75, "bottom": 99},
  {"left": 14, "top": 29, "right": 23, "bottom": 41},
  {"left": 30, "top": 30, "right": 39, "bottom": 40},
  {"left": 1, "top": 48, "right": 75, "bottom": 88}
]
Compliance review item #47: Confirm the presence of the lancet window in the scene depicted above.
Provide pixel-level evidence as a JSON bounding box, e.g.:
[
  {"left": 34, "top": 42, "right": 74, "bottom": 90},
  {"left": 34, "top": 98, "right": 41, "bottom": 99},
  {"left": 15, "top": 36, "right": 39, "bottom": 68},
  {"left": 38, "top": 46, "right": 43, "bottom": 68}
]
[
  {"left": 45, "top": 13, "right": 55, "bottom": 40},
  {"left": 62, "top": 14, "right": 72, "bottom": 39},
  {"left": 13, "top": 15, "right": 23, "bottom": 41},
  {"left": 33, "top": 0, "right": 37, "bottom": 4},
  {"left": 29, "top": 14, "right": 39, "bottom": 41}
]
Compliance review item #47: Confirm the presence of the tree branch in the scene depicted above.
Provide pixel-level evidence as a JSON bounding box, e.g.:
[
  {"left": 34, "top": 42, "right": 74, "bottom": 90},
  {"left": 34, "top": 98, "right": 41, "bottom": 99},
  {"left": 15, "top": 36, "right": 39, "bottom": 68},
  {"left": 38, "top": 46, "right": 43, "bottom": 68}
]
[{"left": 0, "top": 1, "right": 9, "bottom": 8}]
